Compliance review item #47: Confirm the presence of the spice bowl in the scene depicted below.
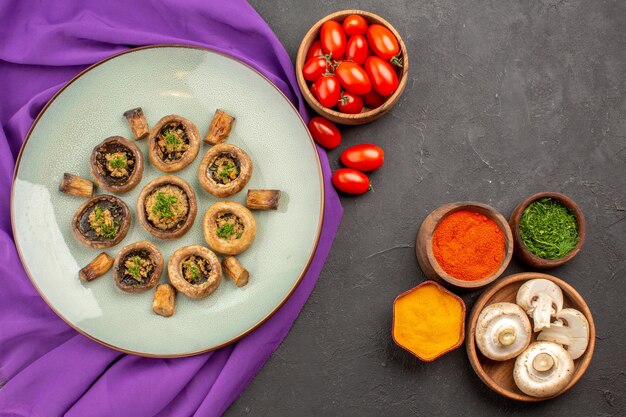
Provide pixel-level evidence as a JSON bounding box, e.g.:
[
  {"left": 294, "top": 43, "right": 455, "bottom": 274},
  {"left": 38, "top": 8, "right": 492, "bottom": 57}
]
[
  {"left": 295, "top": 10, "right": 409, "bottom": 125},
  {"left": 415, "top": 202, "right": 514, "bottom": 290},
  {"left": 466, "top": 272, "right": 595, "bottom": 401},
  {"left": 509, "top": 192, "right": 586, "bottom": 269},
  {"left": 392, "top": 280, "right": 466, "bottom": 362}
]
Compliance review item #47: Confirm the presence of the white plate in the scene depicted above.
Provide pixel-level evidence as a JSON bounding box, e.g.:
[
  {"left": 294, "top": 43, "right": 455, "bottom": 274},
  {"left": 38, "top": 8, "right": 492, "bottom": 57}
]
[{"left": 11, "top": 45, "right": 323, "bottom": 357}]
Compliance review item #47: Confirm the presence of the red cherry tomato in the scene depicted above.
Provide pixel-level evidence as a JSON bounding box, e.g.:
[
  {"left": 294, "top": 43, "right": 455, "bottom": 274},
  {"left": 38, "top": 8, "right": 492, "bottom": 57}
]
[
  {"left": 362, "top": 90, "right": 385, "bottom": 108},
  {"left": 308, "top": 117, "right": 342, "bottom": 149},
  {"left": 332, "top": 169, "right": 371, "bottom": 195},
  {"left": 309, "top": 82, "right": 318, "bottom": 97},
  {"left": 345, "top": 35, "right": 369, "bottom": 65},
  {"left": 364, "top": 56, "right": 398, "bottom": 96},
  {"left": 338, "top": 92, "right": 364, "bottom": 114},
  {"left": 335, "top": 61, "right": 371, "bottom": 95},
  {"left": 367, "top": 24, "right": 401, "bottom": 64},
  {"left": 313, "top": 75, "right": 342, "bottom": 108},
  {"left": 340, "top": 144, "right": 384, "bottom": 172},
  {"left": 306, "top": 40, "right": 324, "bottom": 61},
  {"left": 302, "top": 56, "right": 329, "bottom": 82},
  {"left": 342, "top": 15, "right": 368, "bottom": 37},
  {"left": 320, "top": 20, "right": 346, "bottom": 59}
]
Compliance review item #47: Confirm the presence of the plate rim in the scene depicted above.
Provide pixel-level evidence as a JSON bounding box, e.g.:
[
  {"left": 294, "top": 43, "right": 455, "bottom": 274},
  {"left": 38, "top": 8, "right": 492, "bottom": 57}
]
[{"left": 10, "top": 44, "right": 325, "bottom": 358}]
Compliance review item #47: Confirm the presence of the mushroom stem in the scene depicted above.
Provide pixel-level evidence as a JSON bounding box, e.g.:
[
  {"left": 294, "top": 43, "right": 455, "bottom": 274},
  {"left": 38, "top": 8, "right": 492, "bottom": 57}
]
[
  {"left": 533, "top": 352, "right": 555, "bottom": 372},
  {"left": 532, "top": 293, "right": 554, "bottom": 331},
  {"left": 498, "top": 328, "right": 516, "bottom": 346}
]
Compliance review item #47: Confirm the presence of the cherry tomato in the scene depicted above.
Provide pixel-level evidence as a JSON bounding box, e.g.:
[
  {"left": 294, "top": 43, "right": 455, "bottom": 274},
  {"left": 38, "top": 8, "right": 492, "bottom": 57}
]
[
  {"left": 367, "top": 24, "right": 401, "bottom": 65},
  {"left": 342, "top": 15, "right": 368, "bottom": 37},
  {"left": 313, "top": 75, "right": 342, "bottom": 108},
  {"left": 302, "top": 56, "right": 329, "bottom": 82},
  {"left": 338, "top": 92, "right": 364, "bottom": 114},
  {"left": 362, "top": 90, "right": 385, "bottom": 108},
  {"left": 306, "top": 40, "right": 324, "bottom": 61},
  {"left": 308, "top": 117, "right": 342, "bottom": 149},
  {"left": 364, "top": 56, "right": 398, "bottom": 96},
  {"left": 335, "top": 61, "right": 371, "bottom": 95},
  {"left": 332, "top": 169, "right": 371, "bottom": 195},
  {"left": 309, "top": 82, "right": 318, "bottom": 97},
  {"left": 320, "top": 20, "right": 346, "bottom": 59},
  {"left": 340, "top": 144, "right": 384, "bottom": 171},
  {"left": 345, "top": 35, "right": 369, "bottom": 65}
]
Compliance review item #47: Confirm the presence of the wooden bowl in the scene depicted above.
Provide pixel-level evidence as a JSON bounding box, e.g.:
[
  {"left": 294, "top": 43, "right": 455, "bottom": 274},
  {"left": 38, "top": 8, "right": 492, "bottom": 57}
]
[
  {"left": 392, "top": 280, "right": 466, "bottom": 362},
  {"left": 509, "top": 192, "right": 586, "bottom": 269},
  {"left": 295, "top": 10, "right": 409, "bottom": 125},
  {"left": 415, "top": 202, "right": 514, "bottom": 289},
  {"left": 466, "top": 272, "right": 595, "bottom": 401}
]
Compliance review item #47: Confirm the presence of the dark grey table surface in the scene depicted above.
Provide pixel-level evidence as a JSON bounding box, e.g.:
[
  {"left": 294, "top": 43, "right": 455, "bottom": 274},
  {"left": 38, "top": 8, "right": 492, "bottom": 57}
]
[{"left": 231, "top": 1, "right": 626, "bottom": 415}]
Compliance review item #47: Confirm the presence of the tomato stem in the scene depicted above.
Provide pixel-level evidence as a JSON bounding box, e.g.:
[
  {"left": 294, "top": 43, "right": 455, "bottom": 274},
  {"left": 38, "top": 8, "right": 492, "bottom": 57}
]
[{"left": 390, "top": 55, "right": 403, "bottom": 68}]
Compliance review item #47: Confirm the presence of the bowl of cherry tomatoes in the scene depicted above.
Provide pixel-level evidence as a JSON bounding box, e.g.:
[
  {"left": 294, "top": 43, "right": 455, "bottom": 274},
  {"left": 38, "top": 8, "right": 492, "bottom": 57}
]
[{"left": 296, "top": 10, "right": 408, "bottom": 125}]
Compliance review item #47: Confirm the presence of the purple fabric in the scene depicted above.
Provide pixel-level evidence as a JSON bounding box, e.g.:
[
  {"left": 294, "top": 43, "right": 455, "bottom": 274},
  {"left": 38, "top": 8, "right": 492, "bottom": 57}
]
[{"left": 0, "top": 1, "right": 342, "bottom": 416}]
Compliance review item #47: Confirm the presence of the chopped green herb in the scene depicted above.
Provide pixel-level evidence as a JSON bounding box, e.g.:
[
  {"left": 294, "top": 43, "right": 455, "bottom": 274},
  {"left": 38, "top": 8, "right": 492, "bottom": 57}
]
[
  {"left": 218, "top": 161, "right": 237, "bottom": 179},
  {"left": 152, "top": 192, "right": 177, "bottom": 219},
  {"left": 109, "top": 155, "right": 127, "bottom": 169},
  {"left": 126, "top": 256, "right": 143, "bottom": 280},
  {"left": 90, "top": 205, "right": 119, "bottom": 238},
  {"left": 519, "top": 197, "right": 579, "bottom": 260},
  {"left": 163, "top": 130, "right": 181, "bottom": 147},
  {"left": 216, "top": 223, "right": 235, "bottom": 239}
]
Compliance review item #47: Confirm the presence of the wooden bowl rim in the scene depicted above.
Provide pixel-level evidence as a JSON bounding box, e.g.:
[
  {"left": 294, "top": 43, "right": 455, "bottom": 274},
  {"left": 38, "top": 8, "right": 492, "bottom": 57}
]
[
  {"left": 509, "top": 192, "right": 586, "bottom": 268},
  {"left": 295, "top": 9, "right": 409, "bottom": 124},
  {"left": 392, "top": 280, "right": 466, "bottom": 362},
  {"left": 466, "top": 272, "right": 595, "bottom": 401},
  {"left": 422, "top": 202, "right": 514, "bottom": 289}
]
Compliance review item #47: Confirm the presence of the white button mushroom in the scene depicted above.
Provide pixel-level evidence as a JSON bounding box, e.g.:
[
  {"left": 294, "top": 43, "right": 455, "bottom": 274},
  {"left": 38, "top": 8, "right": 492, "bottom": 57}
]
[
  {"left": 513, "top": 341, "right": 574, "bottom": 398},
  {"left": 537, "top": 308, "right": 589, "bottom": 360},
  {"left": 516, "top": 279, "right": 564, "bottom": 331},
  {"left": 475, "top": 302, "right": 533, "bottom": 361}
]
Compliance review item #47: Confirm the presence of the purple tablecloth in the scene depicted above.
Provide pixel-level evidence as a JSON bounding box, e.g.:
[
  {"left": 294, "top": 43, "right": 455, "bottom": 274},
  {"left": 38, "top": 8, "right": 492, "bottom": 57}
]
[{"left": 0, "top": 1, "right": 342, "bottom": 415}]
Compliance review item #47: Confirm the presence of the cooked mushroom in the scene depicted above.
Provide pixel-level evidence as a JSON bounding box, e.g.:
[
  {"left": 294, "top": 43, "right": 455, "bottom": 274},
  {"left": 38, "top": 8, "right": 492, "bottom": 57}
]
[
  {"left": 168, "top": 245, "right": 222, "bottom": 298},
  {"left": 59, "top": 173, "right": 94, "bottom": 198},
  {"left": 516, "top": 279, "right": 564, "bottom": 331},
  {"left": 71, "top": 195, "right": 131, "bottom": 249},
  {"left": 203, "top": 201, "right": 256, "bottom": 255},
  {"left": 204, "top": 109, "right": 235, "bottom": 145},
  {"left": 152, "top": 284, "right": 176, "bottom": 317},
  {"left": 113, "top": 240, "right": 163, "bottom": 293},
  {"left": 123, "top": 107, "right": 149, "bottom": 140},
  {"left": 89, "top": 136, "right": 143, "bottom": 194},
  {"left": 137, "top": 175, "right": 197, "bottom": 239},
  {"left": 148, "top": 115, "right": 200, "bottom": 172},
  {"left": 79, "top": 252, "right": 114, "bottom": 282},
  {"left": 475, "top": 302, "right": 532, "bottom": 361},
  {"left": 222, "top": 256, "right": 249, "bottom": 287},
  {"left": 198, "top": 144, "right": 252, "bottom": 198},
  {"left": 246, "top": 189, "right": 280, "bottom": 210},
  {"left": 537, "top": 308, "right": 589, "bottom": 360},
  {"left": 513, "top": 341, "right": 574, "bottom": 398}
]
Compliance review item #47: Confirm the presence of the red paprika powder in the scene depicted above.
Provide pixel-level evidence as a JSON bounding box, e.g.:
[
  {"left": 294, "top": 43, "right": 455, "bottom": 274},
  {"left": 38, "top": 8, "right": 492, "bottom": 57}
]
[{"left": 432, "top": 210, "right": 505, "bottom": 281}]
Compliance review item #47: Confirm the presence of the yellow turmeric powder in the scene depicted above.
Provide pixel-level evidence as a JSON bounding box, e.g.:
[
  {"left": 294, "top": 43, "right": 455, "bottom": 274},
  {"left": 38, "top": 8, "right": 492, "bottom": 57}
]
[{"left": 392, "top": 282, "right": 465, "bottom": 361}]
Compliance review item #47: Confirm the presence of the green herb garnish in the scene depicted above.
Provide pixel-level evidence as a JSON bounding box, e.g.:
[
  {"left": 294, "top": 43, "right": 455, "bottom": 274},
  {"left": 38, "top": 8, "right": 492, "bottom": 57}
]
[
  {"left": 126, "top": 256, "right": 143, "bottom": 280},
  {"left": 216, "top": 223, "right": 235, "bottom": 239},
  {"left": 163, "top": 130, "right": 181, "bottom": 147},
  {"left": 91, "top": 205, "right": 119, "bottom": 238},
  {"left": 218, "top": 162, "right": 237, "bottom": 179},
  {"left": 152, "top": 192, "right": 177, "bottom": 219},
  {"left": 109, "top": 155, "right": 127, "bottom": 169},
  {"left": 519, "top": 197, "right": 579, "bottom": 260},
  {"left": 183, "top": 260, "right": 202, "bottom": 281}
]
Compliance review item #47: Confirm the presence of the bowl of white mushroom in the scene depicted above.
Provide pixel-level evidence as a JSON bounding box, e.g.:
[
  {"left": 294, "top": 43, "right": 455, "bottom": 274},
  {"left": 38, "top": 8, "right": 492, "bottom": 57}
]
[{"left": 466, "top": 272, "right": 595, "bottom": 401}]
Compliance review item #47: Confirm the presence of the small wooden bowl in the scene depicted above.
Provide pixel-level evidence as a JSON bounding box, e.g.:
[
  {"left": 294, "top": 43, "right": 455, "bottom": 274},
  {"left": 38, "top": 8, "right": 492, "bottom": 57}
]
[
  {"left": 392, "top": 280, "right": 466, "bottom": 362},
  {"left": 509, "top": 192, "right": 586, "bottom": 269},
  {"left": 415, "top": 202, "right": 514, "bottom": 289},
  {"left": 466, "top": 272, "right": 595, "bottom": 401},
  {"left": 295, "top": 10, "right": 409, "bottom": 125}
]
